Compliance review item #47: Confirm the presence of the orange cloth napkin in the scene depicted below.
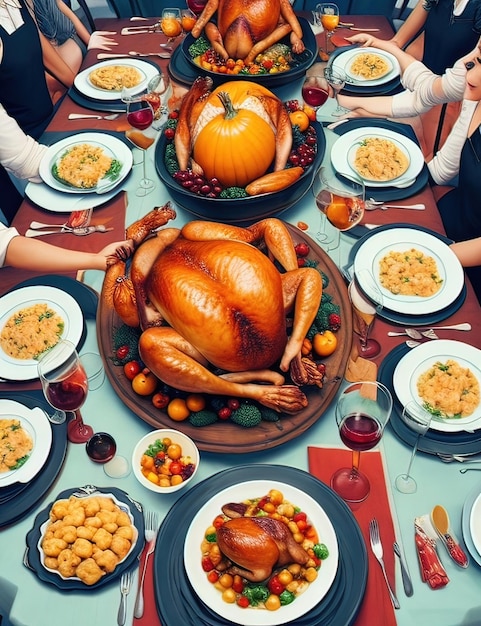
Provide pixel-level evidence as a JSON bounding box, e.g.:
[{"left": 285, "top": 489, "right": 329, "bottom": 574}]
[
  {"left": 308, "top": 447, "right": 397, "bottom": 626},
  {"left": 133, "top": 546, "right": 162, "bottom": 626}
]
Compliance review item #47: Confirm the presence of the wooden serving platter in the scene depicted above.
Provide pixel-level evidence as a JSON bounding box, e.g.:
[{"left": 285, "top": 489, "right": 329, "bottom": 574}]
[{"left": 96, "top": 223, "right": 352, "bottom": 453}]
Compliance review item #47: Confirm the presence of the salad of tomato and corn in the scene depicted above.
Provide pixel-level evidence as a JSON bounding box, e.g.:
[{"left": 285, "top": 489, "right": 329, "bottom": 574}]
[
  {"left": 200, "top": 489, "right": 329, "bottom": 611},
  {"left": 140, "top": 437, "right": 196, "bottom": 488}
]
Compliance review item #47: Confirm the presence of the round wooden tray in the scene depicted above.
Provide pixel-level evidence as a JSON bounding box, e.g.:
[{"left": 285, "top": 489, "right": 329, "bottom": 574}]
[{"left": 97, "top": 224, "right": 352, "bottom": 453}]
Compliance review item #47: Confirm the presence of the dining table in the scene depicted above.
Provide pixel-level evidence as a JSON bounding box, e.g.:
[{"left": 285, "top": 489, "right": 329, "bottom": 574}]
[{"left": 1, "top": 11, "right": 481, "bottom": 626}]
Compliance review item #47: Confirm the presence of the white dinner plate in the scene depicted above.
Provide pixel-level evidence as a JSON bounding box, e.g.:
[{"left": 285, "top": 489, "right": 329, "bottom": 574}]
[
  {"left": 331, "top": 127, "right": 424, "bottom": 188},
  {"left": 353, "top": 228, "right": 464, "bottom": 315},
  {"left": 184, "top": 480, "right": 339, "bottom": 626},
  {"left": 0, "top": 399, "right": 52, "bottom": 486},
  {"left": 25, "top": 180, "right": 120, "bottom": 212},
  {"left": 0, "top": 286, "right": 83, "bottom": 381},
  {"left": 346, "top": 134, "right": 410, "bottom": 183},
  {"left": 463, "top": 484, "right": 481, "bottom": 566},
  {"left": 393, "top": 340, "right": 481, "bottom": 433},
  {"left": 331, "top": 47, "right": 400, "bottom": 87},
  {"left": 38, "top": 133, "right": 133, "bottom": 194},
  {"left": 74, "top": 58, "right": 157, "bottom": 101},
  {"left": 469, "top": 492, "right": 481, "bottom": 559}
]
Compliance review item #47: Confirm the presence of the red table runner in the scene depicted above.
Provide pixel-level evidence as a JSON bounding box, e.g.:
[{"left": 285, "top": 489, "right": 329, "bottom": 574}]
[{"left": 308, "top": 446, "right": 397, "bottom": 626}]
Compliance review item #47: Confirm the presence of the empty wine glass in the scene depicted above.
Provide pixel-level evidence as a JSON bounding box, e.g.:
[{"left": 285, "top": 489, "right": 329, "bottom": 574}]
[
  {"left": 38, "top": 340, "right": 94, "bottom": 443},
  {"left": 317, "top": 3, "right": 339, "bottom": 55},
  {"left": 324, "top": 67, "right": 348, "bottom": 116},
  {"left": 395, "top": 402, "right": 432, "bottom": 494},
  {"left": 145, "top": 72, "right": 172, "bottom": 130},
  {"left": 349, "top": 272, "right": 382, "bottom": 358},
  {"left": 332, "top": 381, "right": 393, "bottom": 503},
  {"left": 123, "top": 89, "right": 156, "bottom": 196}
]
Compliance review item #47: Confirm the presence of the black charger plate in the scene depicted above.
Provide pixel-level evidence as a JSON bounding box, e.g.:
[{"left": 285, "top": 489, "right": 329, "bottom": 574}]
[
  {"left": 332, "top": 118, "right": 429, "bottom": 201},
  {"left": 153, "top": 464, "right": 367, "bottom": 626},
  {"left": 379, "top": 344, "right": 481, "bottom": 455}
]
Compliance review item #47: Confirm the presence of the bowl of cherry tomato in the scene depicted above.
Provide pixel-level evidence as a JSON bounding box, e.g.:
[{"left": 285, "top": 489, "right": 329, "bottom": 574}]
[{"left": 132, "top": 429, "right": 200, "bottom": 494}]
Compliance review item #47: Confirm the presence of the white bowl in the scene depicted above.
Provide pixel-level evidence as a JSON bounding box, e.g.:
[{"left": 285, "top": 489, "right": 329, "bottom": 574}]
[{"left": 132, "top": 428, "right": 200, "bottom": 493}]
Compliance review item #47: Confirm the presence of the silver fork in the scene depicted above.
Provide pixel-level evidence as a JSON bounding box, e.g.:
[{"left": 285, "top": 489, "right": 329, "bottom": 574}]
[
  {"left": 117, "top": 569, "right": 134, "bottom": 626},
  {"left": 134, "top": 510, "right": 160, "bottom": 618},
  {"left": 369, "top": 519, "right": 400, "bottom": 609},
  {"left": 437, "top": 452, "right": 481, "bottom": 463},
  {"left": 365, "top": 198, "right": 425, "bottom": 211}
]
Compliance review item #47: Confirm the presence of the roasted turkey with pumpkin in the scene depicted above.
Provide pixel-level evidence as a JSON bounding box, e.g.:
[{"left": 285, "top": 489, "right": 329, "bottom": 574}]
[
  {"left": 102, "top": 207, "right": 323, "bottom": 414},
  {"left": 191, "top": 0, "right": 305, "bottom": 65}
]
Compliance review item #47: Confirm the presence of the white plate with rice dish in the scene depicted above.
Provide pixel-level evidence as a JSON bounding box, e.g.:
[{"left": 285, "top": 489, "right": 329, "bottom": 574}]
[
  {"left": 0, "top": 399, "right": 52, "bottom": 486},
  {"left": 39, "top": 133, "right": 133, "bottom": 194},
  {"left": 0, "top": 286, "right": 83, "bottom": 381},
  {"left": 393, "top": 340, "right": 481, "bottom": 432},
  {"left": 74, "top": 58, "right": 157, "bottom": 101}
]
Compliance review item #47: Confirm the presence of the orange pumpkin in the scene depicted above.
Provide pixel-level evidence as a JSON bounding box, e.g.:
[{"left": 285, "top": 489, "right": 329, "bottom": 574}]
[{"left": 193, "top": 91, "right": 276, "bottom": 187}]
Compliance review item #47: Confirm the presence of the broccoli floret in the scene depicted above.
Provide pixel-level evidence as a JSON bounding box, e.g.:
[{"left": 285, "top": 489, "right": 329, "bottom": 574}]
[
  {"left": 164, "top": 142, "right": 179, "bottom": 176},
  {"left": 189, "top": 410, "right": 218, "bottom": 427},
  {"left": 280, "top": 590, "right": 296, "bottom": 606},
  {"left": 219, "top": 186, "right": 248, "bottom": 199},
  {"left": 188, "top": 35, "right": 210, "bottom": 58},
  {"left": 112, "top": 324, "right": 141, "bottom": 365},
  {"left": 313, "top": 543, "right": 329, "bottom": 559},
  {"left": 231, "top": 403, "right": 262, "bottom": 427},
  {"left": 260, "top": 407, "right": 280, "bottom": 422},
  {"left": 242, "top": 584, "right": 269, "bottom": 606},
  {"left": 307, "top": 298, "right": 341, "bottom": 338}
]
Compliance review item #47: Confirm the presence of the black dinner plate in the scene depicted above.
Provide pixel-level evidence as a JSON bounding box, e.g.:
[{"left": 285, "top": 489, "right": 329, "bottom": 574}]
[
  {"left": 379, "top": 344, "right": 481, "bottom": 455},
  {"left": 327, "top": 46, "right": 403, "bottom": 96},
  {"left": 346, "top": 223, "right": 467, "bottom": 326},
  {"left": 332, "top": 119, "right": 429, "bottom": 201},
  {"left": 0, "top": 392, "right": 67, "bottom": 528},
  {"left": 153, "top": 464, "right": 367, "bottom": 626},
  {"left": 178, "top": 17, "right": 316, "bottom": 88},
  {"left": 24, "top": 485, "right": 144, "bottom": 590}
]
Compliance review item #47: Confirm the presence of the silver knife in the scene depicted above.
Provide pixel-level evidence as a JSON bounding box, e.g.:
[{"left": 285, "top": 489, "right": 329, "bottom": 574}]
[{"left": 393, "top": 541, "right": 414, "bottom": 596}]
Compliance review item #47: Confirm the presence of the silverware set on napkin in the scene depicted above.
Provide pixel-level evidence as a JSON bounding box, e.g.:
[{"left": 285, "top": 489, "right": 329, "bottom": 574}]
[
  {"left": 134, "top": 510, "right": 160, "bottom": 618},
  {"left": 369, "top": 518, "right": 401, "bottom": 609}
]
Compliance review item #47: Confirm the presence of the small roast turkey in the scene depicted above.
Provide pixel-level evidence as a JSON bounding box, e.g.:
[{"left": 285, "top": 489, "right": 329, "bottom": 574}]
[{"left": 216, "top": 516, "right": 310, "bottom": 582}]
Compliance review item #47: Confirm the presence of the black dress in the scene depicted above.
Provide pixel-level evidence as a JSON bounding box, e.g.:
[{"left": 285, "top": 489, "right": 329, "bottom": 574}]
[{"left": 438, "top": 128, "right": 481, "bottom": 302}]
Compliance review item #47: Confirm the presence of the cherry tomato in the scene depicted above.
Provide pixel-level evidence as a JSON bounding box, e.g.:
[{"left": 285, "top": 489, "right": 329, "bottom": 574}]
[
  {"left": 116, "top": 345, "right": 129, "bottom": 360},
  {"left": 237, "top": 596, "right": 250, "bottom": 608},
  {"left": 202, "top": 556, "right": 215, "bottom": 572},
  {"left": 213, "top": 515, "right": 225, "bottom": 529},
  {"left": 267, "top": 575, "right": 285, "bottom": 595},
  {"left": 164, "top": 127, "right": 175, "bottom": 140},
  {"left": 218, "top": 407, "right": 232, "bottom": 420},
  {"left": 170, "top": 461, "right": 183, "bottom": 475},
  {"left": 152, "top": 392, "right": 170, "bottom": 409},
  {"left": 207, "top": 570, "right": 219, "bottom": 584},
  {"left": 295, "top": 242, "right": 310, "bottom": 257},
  {"left": 294, "top": 512, "right": 307, "bottom": 522},
  {"left": 227, "top": 398, "right": 240, "bottom": 410},
  {"left": 123, "top": 360, "right": 141, "bottom": 381},
  {"left": 168, "top": 110, "right": 179, "bottom": 119}
]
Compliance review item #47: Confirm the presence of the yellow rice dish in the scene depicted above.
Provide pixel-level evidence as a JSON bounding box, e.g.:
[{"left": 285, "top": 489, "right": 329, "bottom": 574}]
[
  {"left": 353, "top": 137, "right": 409, "bottom": 181},
  {"left": 417, "top": 359, "right": 480, "bottom": 419},
  {"left": 55, "top": 144, "right": 113, "bottom": 189},
  {"left": 0, "top": 303, "right": 64, "bottom": 360},
  {"left": 89, "top": 64, "right": 142, "bottom": 91},
  {"left": 349, "top": 53, "right": 390, "bottom": 80},
  {"left": 0, "top": 418, "right": 33, "bottom": 472},
  {"left": 379, "top": 248, "right": 443, "bottom": 297}
]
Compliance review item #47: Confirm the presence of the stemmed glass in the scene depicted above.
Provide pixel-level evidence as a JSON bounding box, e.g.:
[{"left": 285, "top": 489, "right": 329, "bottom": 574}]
[
  {"left": 332, "top": 381, "right": 393, "bottom": 503},
  {"left": 122, "top": 89, "right": 156, "bottom": 196},
  {"left": 348, "top": 272, "right": 382, "bottom": 358},
  {"left": 145, "top": 72, "right": 171, "bottom": 130},
  {"left": 312, "top": 168, "right": 365, "bottom": 252},
  {"left": 317, "top": 3, "right": 339, "bottom": 55},
  {"left": 38, "top": 340, "right": 94, "bottom": 444},
  {"left": 324, "top": 67, "right": 348, "bottom": 116},
  {"left": 395, "top": 402, "right": 432, "bottom": 494},
  {"left": 301, "top": 74, "right": 330, "bottom": 117}
]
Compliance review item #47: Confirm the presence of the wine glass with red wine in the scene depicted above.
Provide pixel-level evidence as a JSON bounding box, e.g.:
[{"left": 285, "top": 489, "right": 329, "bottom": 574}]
[
  {"left": 301, "top": 74, "right": 330, "bottom": 116},
  {"left": 38, "top": 340, "right": 94, "bottom": 444},
  {"left": 123, "top": 92, "right": 156, "bottom": 196},
  {"left": 332, "top": 381, "right": 393, "bottom": 503}
]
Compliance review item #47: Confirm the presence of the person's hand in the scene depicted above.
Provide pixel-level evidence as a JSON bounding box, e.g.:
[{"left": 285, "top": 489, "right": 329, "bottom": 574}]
[
  {"left": 346, "top": 33, "right": 383, "bottom": 48},
  {"left": 100, "top": 239, "right": 134, "bottom": 269},
  {"left": 87, "top": 31, "right": 118, "bottom": 51}
]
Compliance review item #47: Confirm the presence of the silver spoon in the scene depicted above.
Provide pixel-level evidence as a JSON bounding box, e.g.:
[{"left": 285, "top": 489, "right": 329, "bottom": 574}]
[
  {"left": 68, "top": 113, "right": 119, "bottom": 120},
  {"left": 423, "top": 322, "right": 471, "bottom": 332}
]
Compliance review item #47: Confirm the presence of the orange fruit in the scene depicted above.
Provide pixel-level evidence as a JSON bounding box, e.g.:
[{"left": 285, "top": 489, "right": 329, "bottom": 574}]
[
  {"left": 161, "top": 17, "right": 182, "bottom": 37},
  {"left": 186, "top": 393, "right": 206, "bottom": 412},
  {"left": 313, "top": 331, "right": 338, "bottom": 357},
  {"left": 167, "top": 398, "right": 190, "bottom": 421},
  {"left": 167, "top": 443, "right": 182, "bottom": 460},
  {"left": 132, "top": 371, "right": 157, "bottom": 396},
  {"left": 302, "top": 104, "right": 317, "bottom": 122},
  {"left": 289, "top": 110, "right": 310, "bottom": 132}
]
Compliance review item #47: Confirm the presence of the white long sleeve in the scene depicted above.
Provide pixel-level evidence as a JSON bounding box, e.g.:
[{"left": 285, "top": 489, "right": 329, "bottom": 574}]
[
  {"left": 391, "top": 58, "right": 467, "bottom": 117},
  {"left": 0, "top": 103, "right": 47, "bottom": 181},
  {"left": 427, "top": 100, "right": 476, "bottom": 184},
  {"left": 0, "top": 223, "right": 19, "bottom": 267}
]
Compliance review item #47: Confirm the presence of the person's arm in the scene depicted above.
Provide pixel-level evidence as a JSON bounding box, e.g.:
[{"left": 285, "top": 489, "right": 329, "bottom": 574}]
[
  {"left": 38, "top": 30, "right": 75, "bottom": 87},
  {"left": 0, "top": 104, "right": 47, "bottom": 180},
  {"left": 450, "top": 238, "right": 481, "bottom": 267},
  {"left": 391, "top": 0, "right": 428, "bottom": 49},
  {"left": 56, "top": 0, "right": 91, "bottom": 46},
  {"left": 4, "top": 235, "right": 133, "bottom": 271}
]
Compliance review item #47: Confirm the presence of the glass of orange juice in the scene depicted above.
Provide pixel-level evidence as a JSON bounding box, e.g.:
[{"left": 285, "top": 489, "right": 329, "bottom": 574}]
[
  {"left": 317, "top": 3, "right": 339, "bottom": 55},
  {"left": 161, "top": 8, "right": 182, "bottom": 38},
  {"left": 312, "top": 168, "right": 365, "bottom": 256},
  {"left": 181, "top": 9, "right": 197, "bottom": 32}
]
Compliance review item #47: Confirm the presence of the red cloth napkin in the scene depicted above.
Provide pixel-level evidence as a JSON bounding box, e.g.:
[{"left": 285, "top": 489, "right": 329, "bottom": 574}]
[
  {"left": 308, "top": 446, "right": 397, "bottom": 626},
  {"left": 133, "top": 545, "right": 162, "bottom": 626}
]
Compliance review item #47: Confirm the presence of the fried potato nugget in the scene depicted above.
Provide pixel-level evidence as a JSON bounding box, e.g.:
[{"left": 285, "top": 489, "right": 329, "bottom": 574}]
[{"left": 40, "top": 495, "right": 136, "bottom": 585}]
